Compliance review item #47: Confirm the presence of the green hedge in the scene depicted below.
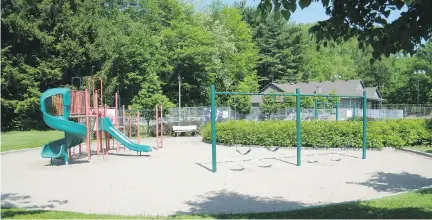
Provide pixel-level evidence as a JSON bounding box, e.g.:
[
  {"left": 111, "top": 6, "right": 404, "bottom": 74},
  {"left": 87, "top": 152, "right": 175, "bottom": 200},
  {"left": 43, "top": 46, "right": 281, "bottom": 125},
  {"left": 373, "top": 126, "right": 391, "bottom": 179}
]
[{"left": 201, "top": 119, "right": 432, "bottom": 150}]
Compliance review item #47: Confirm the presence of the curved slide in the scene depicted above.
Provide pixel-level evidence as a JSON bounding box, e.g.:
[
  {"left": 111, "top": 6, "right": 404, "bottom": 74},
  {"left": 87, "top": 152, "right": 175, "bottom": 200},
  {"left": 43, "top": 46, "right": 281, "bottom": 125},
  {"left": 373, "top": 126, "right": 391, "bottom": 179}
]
[
  {"left": 99, "top": 117, "right": 152, "bottom": 153},
  {"left": 40, "top": 88, "right": 87, "bottom": 165}
]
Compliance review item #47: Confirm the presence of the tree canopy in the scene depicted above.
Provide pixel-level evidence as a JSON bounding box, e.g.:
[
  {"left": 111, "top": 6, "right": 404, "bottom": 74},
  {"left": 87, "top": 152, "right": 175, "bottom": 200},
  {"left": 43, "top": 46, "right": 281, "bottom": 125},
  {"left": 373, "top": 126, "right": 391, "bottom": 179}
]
[
  {"left": 257, "top": 0, "right": 432, "bottom": 62},
  {"left": 1, "top": 0, "right": 431, "bottom": 131}
]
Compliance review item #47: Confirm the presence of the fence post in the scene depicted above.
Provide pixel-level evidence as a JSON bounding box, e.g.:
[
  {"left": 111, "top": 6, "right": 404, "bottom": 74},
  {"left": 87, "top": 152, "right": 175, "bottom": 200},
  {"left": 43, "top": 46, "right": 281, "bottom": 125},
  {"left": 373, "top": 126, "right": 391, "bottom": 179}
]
[
  {"left": 314, "top": 98, "right": 318, "bottom": 120},
  {"left": 362, "top": 91, "right": 367, "bottom": 159},
  {"left": 296, "top": 89, "right": 301, "bottom": 166},
  {"left": 211, "top": 85, "right": 217, "bottom": 173},
  {"left": 353, "top": 103, "right": 356, "bottom": 120},
  {"left": 336, "top": 100, "right": 339, "bottom": 121}
]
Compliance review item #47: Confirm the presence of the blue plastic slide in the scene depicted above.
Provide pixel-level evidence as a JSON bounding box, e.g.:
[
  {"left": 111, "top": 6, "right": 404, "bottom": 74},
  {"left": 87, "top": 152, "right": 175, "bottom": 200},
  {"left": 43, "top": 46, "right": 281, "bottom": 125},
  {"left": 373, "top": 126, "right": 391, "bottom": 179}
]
[
  {"left": 99, "top": 117, "right": 152, "bottom": 153},
  {"left": 40, "top": 88, "right": 87, "bottom": 165}
]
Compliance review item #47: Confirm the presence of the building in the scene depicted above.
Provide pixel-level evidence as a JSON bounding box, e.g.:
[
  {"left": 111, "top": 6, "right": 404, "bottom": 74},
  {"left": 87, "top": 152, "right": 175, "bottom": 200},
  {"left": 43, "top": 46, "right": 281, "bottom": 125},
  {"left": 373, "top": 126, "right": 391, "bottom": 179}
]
[{"left": 251, "top": 80, "right": 384, "bottom": 108}]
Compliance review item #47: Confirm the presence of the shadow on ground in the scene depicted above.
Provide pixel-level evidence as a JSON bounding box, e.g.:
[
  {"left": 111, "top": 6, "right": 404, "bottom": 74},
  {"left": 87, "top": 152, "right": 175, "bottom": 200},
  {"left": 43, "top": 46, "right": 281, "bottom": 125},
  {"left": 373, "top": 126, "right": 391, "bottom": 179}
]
[
  {"left": 348, "top": 172, "right": 432, "bottom": 192},
  {"left": 170, "top": 189, "right": 432, "bottom": 219},
  {"left": 2, "top": 190, "right": 432, "bottom": 219},
  {"left": 1, "top": 193, "right": 68, "bottom": 213},
  {"left": 174, "top": 190, "right": 306, "bottom": 216}
]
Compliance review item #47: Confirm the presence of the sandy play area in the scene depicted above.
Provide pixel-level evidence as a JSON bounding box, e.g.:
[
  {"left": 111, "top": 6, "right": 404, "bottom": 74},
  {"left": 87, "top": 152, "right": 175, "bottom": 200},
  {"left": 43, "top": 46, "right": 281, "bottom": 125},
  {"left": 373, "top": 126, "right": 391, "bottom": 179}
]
[{"left": 2, "top": 136, "right": 432, "bottom": 216}]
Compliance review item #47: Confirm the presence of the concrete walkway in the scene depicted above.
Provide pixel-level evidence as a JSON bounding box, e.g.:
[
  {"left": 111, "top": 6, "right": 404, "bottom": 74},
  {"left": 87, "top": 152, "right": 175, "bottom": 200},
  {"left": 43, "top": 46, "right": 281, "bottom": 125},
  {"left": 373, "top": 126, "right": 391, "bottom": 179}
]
[{"left": 2, "top": 136, "right": 432, "bottom": 216}]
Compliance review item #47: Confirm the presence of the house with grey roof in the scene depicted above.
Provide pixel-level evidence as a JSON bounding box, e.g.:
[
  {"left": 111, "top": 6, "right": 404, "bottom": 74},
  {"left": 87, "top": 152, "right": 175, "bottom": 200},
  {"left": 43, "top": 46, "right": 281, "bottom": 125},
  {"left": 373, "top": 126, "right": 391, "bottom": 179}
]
[{"left": 251, "top": 80, "right": 384, "bottom": 108}]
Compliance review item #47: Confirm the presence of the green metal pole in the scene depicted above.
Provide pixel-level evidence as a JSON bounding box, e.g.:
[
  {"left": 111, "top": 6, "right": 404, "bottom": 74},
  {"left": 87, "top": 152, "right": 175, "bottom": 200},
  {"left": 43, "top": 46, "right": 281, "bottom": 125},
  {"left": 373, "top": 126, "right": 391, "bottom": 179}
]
[
  {"left": 362, "top": 91, "right": 367, "bottom": 159},
  {"left": 336, "top": 101, "right": 339, "bottom": 121},
  {"left": 353, "top": 103, "right": 356, "bottom": 120},
  {"left": 210, "top": 85, "right": 217, "bottom": 172},
  {"left": 296, "top": 88, "right": 301, "bottom": 166},
  {"left": 314, "top": 98, "right": 318, "bottom": 120}
]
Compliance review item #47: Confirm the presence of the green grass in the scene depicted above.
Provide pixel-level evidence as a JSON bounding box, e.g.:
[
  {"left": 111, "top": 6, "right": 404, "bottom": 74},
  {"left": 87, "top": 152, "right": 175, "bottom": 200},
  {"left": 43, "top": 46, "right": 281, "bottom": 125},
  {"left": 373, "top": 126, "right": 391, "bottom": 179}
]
[
  {"left": 0, "top": 129, "right": 152, "bottom": 152},
  {"left": 2, "top": 188, "right": 432, "bottom": 219},
  {"left": 405, "top": 146, "right": 432, "bottom": 154},
  {"left": 1, "top": 130, "right": 63, "bottom": 152}
]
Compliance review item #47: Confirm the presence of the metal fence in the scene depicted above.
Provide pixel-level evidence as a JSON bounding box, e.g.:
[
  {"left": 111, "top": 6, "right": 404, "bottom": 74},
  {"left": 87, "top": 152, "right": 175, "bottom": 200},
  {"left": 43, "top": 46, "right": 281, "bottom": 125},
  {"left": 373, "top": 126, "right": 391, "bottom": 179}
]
[
  {"left": 167, "top": 106, "right": 431, "bottom": 122},
  {"left": 114, "top": 105, "right": 431, "bottom": 136},
  {"left": 120, "top": 105, "right": 432, "bottom": 127}
]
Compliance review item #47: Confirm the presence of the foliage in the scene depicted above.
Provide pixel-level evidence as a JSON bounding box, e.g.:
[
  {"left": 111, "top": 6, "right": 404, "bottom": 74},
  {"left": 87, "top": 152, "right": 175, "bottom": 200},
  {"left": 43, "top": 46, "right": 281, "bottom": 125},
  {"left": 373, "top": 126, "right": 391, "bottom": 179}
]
[
  {"left": 201, "top": 119, "right": 431, "bottom": 149},
  {"left": 2, "top": 0, "right": 431, "bottom": 132},
  {"left": 281, "top": 93, "right": 296, "bottom": 108},
  {"left": 327, "top": 89, "right": 340, "bottom": 108},
  {"left": 132, "top": 92, "right": 175, "bottom": 123},
  {"left": 239, "top": 7, "right": 307, "bottom": 86},
  {"left": 300, "top": 96, "right": 314, "bottom": 108},
  {"left": 228, "top": 74, "right": 259, "bottom": 119},
  {"left": 260, "top": 92, "right": 281, "bottom": 118},
  {"left": 256, "top": 0, "right": 432, "bottom": 62},
  {"left": 1, "top": 0, "right": 259, "bottom": 130}
]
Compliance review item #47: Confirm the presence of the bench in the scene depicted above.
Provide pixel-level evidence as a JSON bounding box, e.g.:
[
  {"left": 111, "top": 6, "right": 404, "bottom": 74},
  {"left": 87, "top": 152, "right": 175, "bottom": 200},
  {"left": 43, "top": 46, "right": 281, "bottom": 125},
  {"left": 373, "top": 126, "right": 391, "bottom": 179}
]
[{"left": 172, "top": 125, "right": 198, "bottom": 136}]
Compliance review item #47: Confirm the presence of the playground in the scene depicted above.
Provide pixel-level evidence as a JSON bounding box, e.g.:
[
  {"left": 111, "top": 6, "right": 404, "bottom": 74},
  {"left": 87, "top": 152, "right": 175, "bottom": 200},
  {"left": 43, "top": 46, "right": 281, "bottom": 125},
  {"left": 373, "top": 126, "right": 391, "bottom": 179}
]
[
  {"left": 1, "top": 84, "right": 432, "bottom": 217},
  {"left": 2, "top": 136, "right": 432, "bottom": 216}
]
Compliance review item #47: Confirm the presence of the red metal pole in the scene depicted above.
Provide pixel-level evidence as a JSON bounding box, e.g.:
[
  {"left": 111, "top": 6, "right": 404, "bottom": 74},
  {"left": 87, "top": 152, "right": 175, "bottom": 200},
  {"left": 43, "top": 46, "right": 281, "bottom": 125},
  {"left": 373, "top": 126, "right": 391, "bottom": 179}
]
[
  {"left": 78, "top": 117, "right": 82, "bottom": 155},
  {"left": 101, "top": 104, "right": 105, "bottom": 157},
  {"left": 85, "top": 89, "right": 91, "bottom": 160},
  {"left": 115, "top": 92, "right": 119, "bottom": 151},
  {"left": 94, "top": 91, "right": 99, "bottom": 157},
  {"left": 137, "top": 111, "right": 140, "bottom": 144},
  {"left": 156, "top": 105, "right": 158, "bottom": 148},
  {"left": 100, "top": 79, "right": 103, "bottom": 109},
  {"left": 129, "top": 115, "right": 132, "bottom": 139},
  {"left": 122, "top": 105, "right": 125, "bottom": 151},
  {"left": 104, "top": 105, "right": 107, "bottom": 155},
  {"left": 161, "top": 105, "right": 163, "bottom": 148}
]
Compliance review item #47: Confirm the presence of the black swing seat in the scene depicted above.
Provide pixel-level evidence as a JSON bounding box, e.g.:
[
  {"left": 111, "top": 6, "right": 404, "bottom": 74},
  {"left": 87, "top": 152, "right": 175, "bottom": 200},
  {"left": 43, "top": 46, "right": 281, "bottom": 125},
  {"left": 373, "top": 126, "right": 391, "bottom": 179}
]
[
  {"left": 236, "top": 146, "right": 252, "bottom": 155},
  {"left": 265, "top": 146, "right": 280, "bottom": 152}
]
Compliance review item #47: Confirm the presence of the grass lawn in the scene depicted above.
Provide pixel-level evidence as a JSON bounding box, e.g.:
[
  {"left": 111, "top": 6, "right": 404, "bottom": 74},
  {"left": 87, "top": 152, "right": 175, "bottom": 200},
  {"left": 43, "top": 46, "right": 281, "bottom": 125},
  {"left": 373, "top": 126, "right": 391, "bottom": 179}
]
[
  {"left": 405, "top": 146, "right": 432, "bottom": 154},
  {"left": 1, "top": 130, "right": 63, "bottom": 152},
  {"left": 2, "top": 188, "right": 431, "bottom": 219}
]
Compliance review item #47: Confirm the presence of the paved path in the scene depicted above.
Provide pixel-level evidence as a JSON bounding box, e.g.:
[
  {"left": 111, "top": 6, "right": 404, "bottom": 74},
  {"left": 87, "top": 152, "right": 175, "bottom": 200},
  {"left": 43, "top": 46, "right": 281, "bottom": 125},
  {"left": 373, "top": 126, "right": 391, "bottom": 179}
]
[{"left": 2, "top": 136, "right": 432, "bottom": 216}]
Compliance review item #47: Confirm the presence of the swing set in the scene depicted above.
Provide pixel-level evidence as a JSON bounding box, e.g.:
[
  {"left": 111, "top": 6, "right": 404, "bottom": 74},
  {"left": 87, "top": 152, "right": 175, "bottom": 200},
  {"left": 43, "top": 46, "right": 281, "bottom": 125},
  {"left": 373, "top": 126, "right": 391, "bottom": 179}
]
[{"left": 209, "top": 85, "right": 368, "bottom": 173}]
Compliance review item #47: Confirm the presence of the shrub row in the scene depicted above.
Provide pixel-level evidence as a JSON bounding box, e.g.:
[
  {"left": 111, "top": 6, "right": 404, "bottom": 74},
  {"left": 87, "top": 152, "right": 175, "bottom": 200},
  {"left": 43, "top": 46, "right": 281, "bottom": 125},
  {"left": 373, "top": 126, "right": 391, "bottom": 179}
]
[{"left": 201, "top": 119, "right": 432, "bottom": 149}]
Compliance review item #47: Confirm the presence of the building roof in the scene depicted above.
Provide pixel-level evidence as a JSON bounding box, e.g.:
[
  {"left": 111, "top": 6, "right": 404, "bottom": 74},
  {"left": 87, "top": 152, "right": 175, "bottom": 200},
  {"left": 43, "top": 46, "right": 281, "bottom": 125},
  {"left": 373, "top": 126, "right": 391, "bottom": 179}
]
[{"left": 251, "top": 80, "right": 384, "bottom": 103}]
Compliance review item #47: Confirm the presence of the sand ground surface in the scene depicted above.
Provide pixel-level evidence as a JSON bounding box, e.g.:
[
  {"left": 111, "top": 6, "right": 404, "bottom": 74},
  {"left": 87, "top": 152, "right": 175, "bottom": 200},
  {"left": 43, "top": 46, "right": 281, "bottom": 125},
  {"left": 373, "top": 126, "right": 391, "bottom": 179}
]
[{"left": 2, "top": 136, "right": 432, "bottom": 216}]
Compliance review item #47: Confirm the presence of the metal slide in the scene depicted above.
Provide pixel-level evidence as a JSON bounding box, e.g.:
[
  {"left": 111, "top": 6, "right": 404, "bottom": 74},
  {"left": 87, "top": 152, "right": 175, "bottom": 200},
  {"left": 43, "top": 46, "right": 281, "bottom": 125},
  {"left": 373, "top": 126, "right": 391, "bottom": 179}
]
[
  {"left": 99, "top": 117, "right": 152, "bottom": 153},
  {"left": 40, "top": 88, "right": 87, "bottom": 165}
]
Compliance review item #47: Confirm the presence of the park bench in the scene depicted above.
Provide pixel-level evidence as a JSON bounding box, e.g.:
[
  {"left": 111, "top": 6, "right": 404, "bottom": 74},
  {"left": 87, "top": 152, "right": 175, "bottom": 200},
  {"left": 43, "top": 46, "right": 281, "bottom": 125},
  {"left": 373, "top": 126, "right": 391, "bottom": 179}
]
[{"left": 172, "top": 125, "right": 198, "bottom": 137}]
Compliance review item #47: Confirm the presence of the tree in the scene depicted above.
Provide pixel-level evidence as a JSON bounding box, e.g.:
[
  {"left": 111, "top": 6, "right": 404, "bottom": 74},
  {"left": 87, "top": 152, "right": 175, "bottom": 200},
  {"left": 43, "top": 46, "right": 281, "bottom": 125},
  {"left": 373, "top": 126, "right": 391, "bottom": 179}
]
[
  {"left": 315, "top": 96, "right": 328, "bottom": 109},
  {"left": 1, "top": 0, "right": 102, "bottom": 130},
  {"left": 302, "top": 37, "right": 357, "bottom": 81},
  {"left": 228, "top": 74, "right": 259, "bottom": 119},
  {"left": 327, "top": 89, "right": 340, "bottom": 108},
  {"left": 300, "top": 96, "right": 314, "bottom": 108},
  {"left": 281, "top": 93, "right": 296, "bottom": 108},
  {"left": 240, "top": 8, "right": 307, "bottom": 87},
  {"left": 260, "top": 92, "right": 281, "bottom": 118},
  {"left": 132, "top": 84, "right": 175, "bottom": 131},
  {"left": 428, "top": 89, "right": 432, "bottom": 104},
  {"left": 257, "top": 0, "right": 432, "bottom": 62}
]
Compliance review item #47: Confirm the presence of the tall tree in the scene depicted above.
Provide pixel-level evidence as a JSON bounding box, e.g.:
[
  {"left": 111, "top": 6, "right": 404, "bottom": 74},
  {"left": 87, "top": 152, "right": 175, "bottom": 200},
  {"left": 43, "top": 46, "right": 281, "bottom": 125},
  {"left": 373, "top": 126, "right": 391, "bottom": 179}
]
[
  {"left": 257, "top": 0, "right": 432, "bottom": 62},
  {"left": 242, "top": 8, "right": 307, "bottom": 87}
]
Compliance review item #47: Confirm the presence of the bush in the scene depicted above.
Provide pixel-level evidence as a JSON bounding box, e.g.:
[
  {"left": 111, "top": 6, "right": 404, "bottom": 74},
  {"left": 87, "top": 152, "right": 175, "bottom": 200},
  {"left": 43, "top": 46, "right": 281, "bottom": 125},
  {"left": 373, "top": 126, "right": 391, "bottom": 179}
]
[{"left": 201, "top": 119, "right": 432, "bottom": 150}]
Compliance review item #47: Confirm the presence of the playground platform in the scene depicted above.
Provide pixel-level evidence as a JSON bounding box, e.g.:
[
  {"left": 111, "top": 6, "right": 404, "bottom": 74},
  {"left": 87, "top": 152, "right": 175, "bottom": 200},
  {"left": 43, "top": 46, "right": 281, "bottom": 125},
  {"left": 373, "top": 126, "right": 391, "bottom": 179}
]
[{"left": 2, "top": 136, "right": 432, "bottom": 216}]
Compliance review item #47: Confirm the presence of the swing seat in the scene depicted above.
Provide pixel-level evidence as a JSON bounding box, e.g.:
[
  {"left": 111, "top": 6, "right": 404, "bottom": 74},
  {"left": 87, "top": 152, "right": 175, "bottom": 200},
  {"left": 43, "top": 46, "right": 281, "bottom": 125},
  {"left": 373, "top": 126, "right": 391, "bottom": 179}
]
[
  {"left": 265, "top": 146, "right": 280, "bottom": 152},
  {"left": 236, "top": 147, "right": 251, "bottom": 155}
]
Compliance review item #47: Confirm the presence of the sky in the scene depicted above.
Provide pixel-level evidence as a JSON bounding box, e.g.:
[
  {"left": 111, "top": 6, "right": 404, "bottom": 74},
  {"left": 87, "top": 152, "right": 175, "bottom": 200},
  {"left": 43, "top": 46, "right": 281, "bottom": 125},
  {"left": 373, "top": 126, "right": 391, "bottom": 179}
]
[{"left": 197, "top": 0, "right": 407, "bottom": 24}]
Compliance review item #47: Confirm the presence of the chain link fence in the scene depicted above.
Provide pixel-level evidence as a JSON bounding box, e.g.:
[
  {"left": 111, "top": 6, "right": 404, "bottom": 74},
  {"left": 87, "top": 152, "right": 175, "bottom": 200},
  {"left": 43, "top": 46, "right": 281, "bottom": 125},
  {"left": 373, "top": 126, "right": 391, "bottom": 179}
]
[{"left": 114, "top": 105, "right": 431, "bottom": 136}]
